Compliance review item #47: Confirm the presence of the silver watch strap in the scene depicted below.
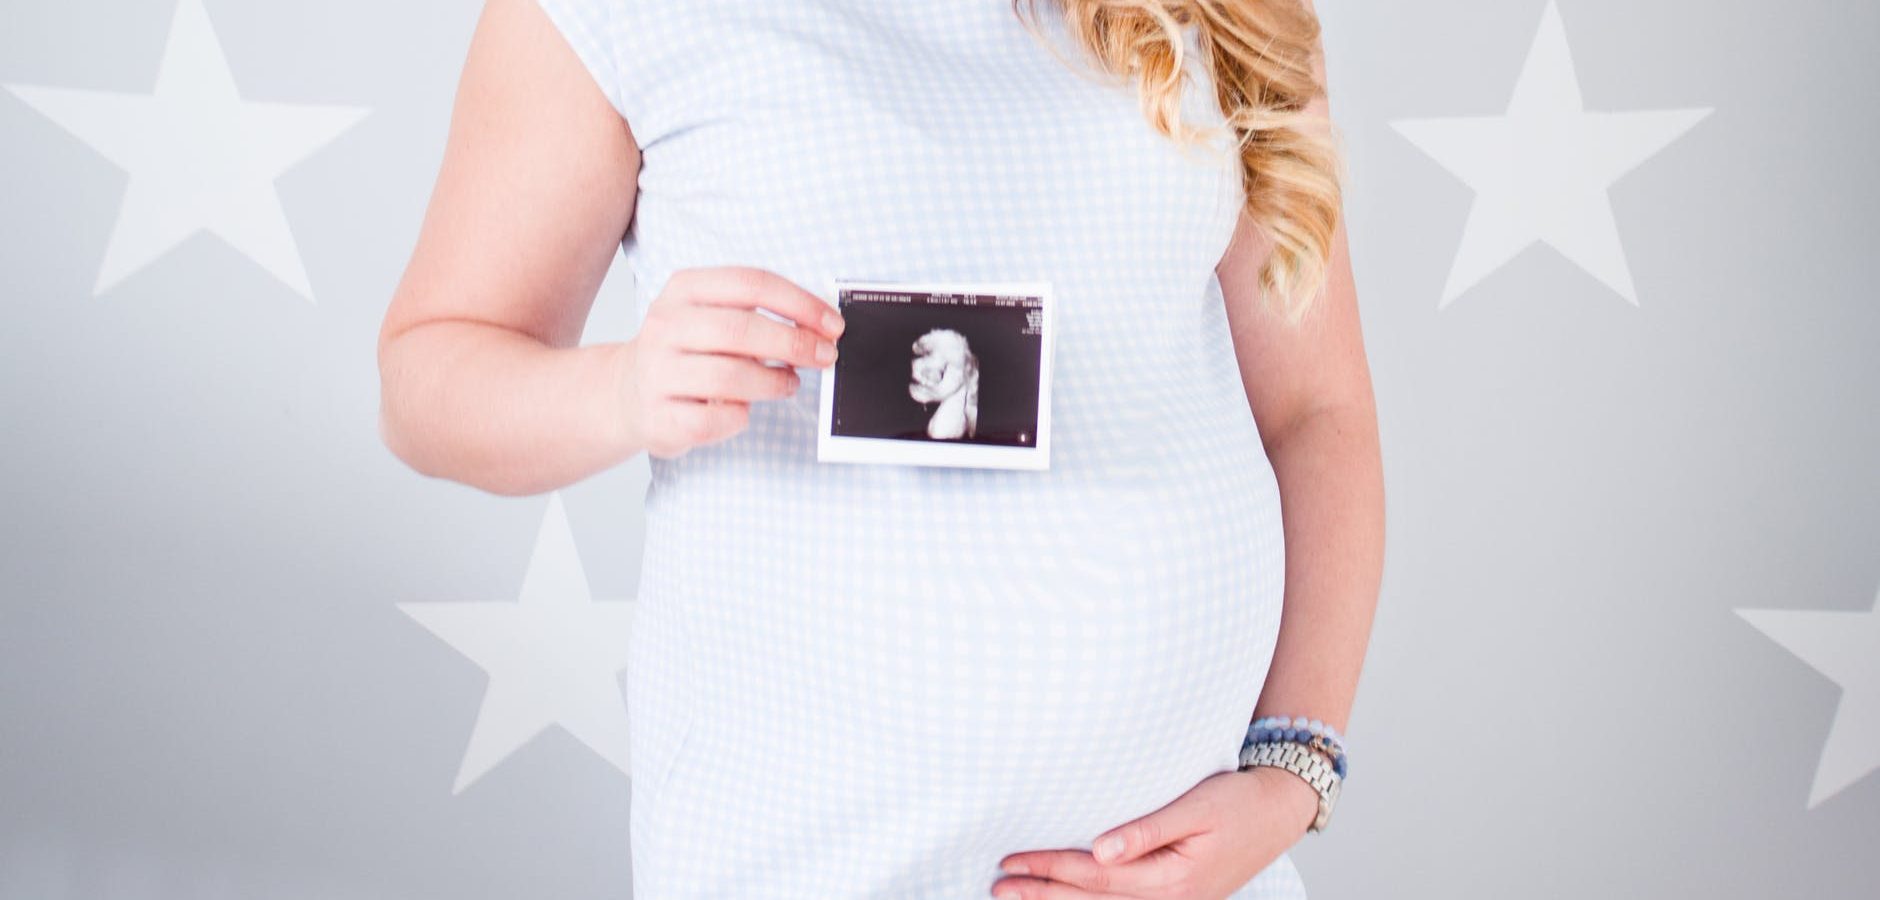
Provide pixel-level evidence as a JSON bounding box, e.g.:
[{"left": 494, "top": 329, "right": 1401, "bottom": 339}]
[{"left": 1238, "top": 739, "right": 1342, "bottom": 833}]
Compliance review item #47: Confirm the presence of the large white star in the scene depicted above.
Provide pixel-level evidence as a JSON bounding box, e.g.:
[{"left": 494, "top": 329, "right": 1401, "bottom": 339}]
[
  {"left": 400, "top": 492, "right": 636, "bottom": 794},
  {"left": 4, "top": 0, "right": 367, "bottom": 301},
  {"left": 1389, "top": 0, "right": 1712, "bottom": 309},
  {"left": 1737, "top": 584, "right": 1880, "bottom": 809}
]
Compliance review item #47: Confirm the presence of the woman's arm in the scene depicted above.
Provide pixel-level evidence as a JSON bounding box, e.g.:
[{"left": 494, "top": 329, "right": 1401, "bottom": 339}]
[
  {"left": 1216, "top": 15, "right": 1385, "bottom": 826},
  {"left": 1223, "top": 204, "right": 1383, "bottom": 735},
  {"left": 377, "top": 0, "right": 642, "bottom": 497}
]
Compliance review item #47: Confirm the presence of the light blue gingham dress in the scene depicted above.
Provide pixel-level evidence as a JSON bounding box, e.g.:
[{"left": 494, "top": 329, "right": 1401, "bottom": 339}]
[{"left": 534, "top": 1, "right": 1309, "bottom": 896}]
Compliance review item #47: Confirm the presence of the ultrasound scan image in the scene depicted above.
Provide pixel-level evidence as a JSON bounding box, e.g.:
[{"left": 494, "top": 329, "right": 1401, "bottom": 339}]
[{"left": 829, "top": 286, "right": 1044, "bottom": 449}]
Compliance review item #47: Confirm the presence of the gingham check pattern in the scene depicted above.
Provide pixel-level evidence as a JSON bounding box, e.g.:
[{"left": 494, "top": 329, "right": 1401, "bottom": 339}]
[{"left": 534, "top": 0, "right": 1307, "bottom": 895}]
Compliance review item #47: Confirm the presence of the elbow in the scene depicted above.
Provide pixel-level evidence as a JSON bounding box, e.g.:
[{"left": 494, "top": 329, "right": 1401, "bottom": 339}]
[
  {"left": 376, "top": 386, "right": 542, "bottom": 499},
  {"left": 375, "top": 329, "right": 449, "bottom": 485},
  {"left": 375, "top": 399, "right": 424, "bottom": 477},
  {"left": 374, "top": 321, "right": 555, "bottom": 499},
  {"left": 375, "top": 371, "right": 437, "bottom": 482}
]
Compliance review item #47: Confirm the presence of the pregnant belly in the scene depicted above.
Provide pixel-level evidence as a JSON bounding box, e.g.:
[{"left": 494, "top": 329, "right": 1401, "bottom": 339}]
[
  {"left": 633, "top": 493, "right": 1285, "bottom": 894},
  {"left": 629, "top": 394, "right": 1290, "bottom": 888}
]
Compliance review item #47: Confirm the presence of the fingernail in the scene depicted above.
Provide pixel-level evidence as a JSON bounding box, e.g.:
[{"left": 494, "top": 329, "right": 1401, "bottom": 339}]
[
  {"left": 1001, "top": 861, "right": 1029, "bottom": 875},
  {"left": 823, "top": 310, "right": 844, "bottom": 335},
  {"left": 815, "top": 340, "right": 836, "bottom": 363},
  {"left": 1095, "top": 834, "right": 1124, "bottom": 863},
  {"left": 994, "top": 889, "right": 1020, "bottom": 900}
]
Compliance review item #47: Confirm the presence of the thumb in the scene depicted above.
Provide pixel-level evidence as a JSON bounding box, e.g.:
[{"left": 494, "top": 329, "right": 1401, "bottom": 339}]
[{"left": 1092, "top": 796, "right": 1213, "bottom": 866}]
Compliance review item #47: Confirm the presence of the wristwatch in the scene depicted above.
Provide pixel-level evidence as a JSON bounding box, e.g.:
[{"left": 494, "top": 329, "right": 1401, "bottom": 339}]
[{"left": 1238, "top": 739, "right": 1342, "bottom": 834}]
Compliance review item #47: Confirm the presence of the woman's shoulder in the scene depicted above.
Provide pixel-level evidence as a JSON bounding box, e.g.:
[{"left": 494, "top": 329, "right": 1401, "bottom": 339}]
[{"left": 529, "top": 0, "right": 720, "bottom": 138}]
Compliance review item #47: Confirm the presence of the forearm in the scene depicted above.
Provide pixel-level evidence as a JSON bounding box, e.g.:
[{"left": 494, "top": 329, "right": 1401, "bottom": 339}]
[
  {"left": 1250, "top": 403, "right": 1385, "bottom": 736},
  {"left": 378, "top": 319, "right": 643, "bottom": 497}
]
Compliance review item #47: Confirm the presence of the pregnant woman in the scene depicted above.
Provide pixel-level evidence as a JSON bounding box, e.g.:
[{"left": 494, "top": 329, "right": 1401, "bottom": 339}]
[{"left": 377, "top": 0, "right": 1384, "bottom": 897}]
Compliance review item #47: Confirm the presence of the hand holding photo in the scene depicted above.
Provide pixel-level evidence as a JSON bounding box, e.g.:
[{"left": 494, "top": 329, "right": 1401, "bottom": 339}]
[{"left": 817, "top": 279, "right": 1055, "bottom": 470}]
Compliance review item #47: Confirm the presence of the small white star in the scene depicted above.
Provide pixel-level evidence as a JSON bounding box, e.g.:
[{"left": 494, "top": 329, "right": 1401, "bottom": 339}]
[
  {"left": 400, "top": 492, "right": 636, "bottom": 794},
  {"left": 1389, "top": 0, "right": 1712, "bottom": 309},
  {"left": 5, "top": 0, "right": 367, "bottom": 300},
  {"left": 1737, "top": 584, "right": 1880, "bottom": 809}
]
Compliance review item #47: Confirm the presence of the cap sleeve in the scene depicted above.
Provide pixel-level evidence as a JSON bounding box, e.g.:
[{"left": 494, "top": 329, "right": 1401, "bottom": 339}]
[{"left": 533, "top": 0, "right": 643, "bottom": 129}]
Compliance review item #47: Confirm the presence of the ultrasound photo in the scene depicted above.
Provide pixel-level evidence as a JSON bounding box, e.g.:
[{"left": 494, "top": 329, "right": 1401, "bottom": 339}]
[{"left": 817, "top": 279, "right": 1055, "bottom": 471}]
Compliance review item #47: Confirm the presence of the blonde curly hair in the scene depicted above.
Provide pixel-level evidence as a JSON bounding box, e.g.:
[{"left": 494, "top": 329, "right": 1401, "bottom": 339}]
[{"left": 1012, "top": 0, "right": 1345, "bottom": 326}]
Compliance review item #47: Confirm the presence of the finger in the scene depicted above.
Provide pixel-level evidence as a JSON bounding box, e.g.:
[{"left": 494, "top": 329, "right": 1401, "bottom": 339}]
[
  {"left": 988, "top": 875, "right": 1135, "bottom": 900},
  {"left": 999, "top": 847, "right": 1184, "bottom": 896},
  {"left": 661, "top": 396, "right": 749, "bottom": 447},
  {"left": 668, "top": 266, "right": 845, "bottom": 341},
  {"left": 676, "top": 305, "right": 836, "bottom": 371},
  {"left": 1092, "top": 793, "right": 1218, "bottom": 866},
  {"left": 664, "top": 352, "right": 799, "bottom": 403}
]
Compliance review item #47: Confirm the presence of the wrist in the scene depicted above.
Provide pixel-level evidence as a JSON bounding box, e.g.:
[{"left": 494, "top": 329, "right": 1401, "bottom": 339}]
[{"left": 604, "top": 338, "right": 647, "bottom": 456}]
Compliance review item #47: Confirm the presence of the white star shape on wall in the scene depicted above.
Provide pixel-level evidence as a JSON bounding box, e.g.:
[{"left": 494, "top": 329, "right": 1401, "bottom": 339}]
[
  {"left": 1389, "top": 0, "right": 1712, "bottom": 309},
  {"left": 4, "top": 0, "right": 367, "bottom": 301},
  {"left": 400, "top": 492, "right": 636, "bottom": 794},
  {"left": 1737, "top": 584, "right": 1880, "bottom": 809}
]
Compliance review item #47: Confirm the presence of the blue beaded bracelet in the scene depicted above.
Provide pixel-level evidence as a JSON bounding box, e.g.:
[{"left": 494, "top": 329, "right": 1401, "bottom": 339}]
[
  {"left": 1245, "top": 719, "right": 1347, "bottom": 779},
  {"left": 1248, "top": 715, "right": 1347, "bottom": 762},
  {"left": 1245, "top": 716, "right": 1348, "bottom": 779}
]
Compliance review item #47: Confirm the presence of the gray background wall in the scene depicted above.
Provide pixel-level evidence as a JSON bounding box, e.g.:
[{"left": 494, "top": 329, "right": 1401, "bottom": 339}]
[{"left": 3, "top": 0, "right": 1875, "bottom": 897}]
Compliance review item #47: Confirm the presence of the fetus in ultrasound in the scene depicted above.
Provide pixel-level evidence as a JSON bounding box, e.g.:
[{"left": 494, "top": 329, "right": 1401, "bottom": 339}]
[{"left": 908, "top": 328, "right": 979, "bottom": 440}]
